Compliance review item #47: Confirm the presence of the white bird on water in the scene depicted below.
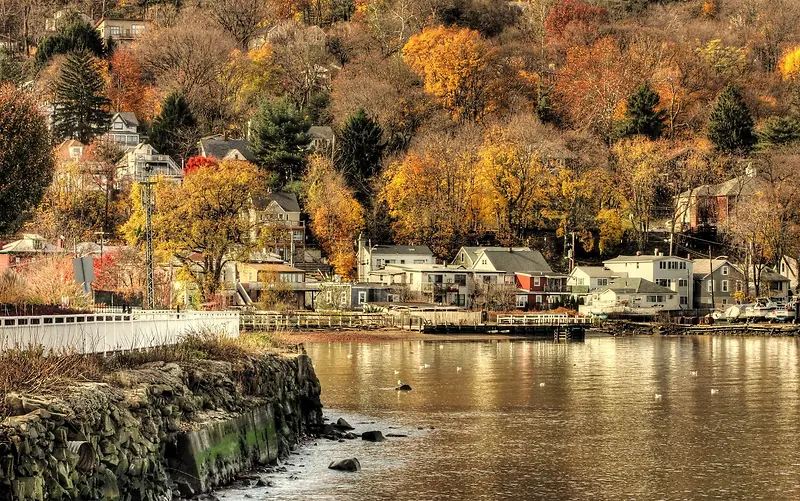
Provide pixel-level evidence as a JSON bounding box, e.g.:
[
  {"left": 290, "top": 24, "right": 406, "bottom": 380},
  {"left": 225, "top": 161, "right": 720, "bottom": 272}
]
[
  {"left": 539, "top": 382, "right": 546, "bottom": 387},
  {"left": 690, "top": 370, "right": 698, "bottom": 376},
  {"left": 654, "top": 394, "right": 662, "bottom": 400},
  {"left": 394, "top": 370, "right": 400, "bottom": 375},
  {"left": 456, "top": 366, "right": 462, "bottom": 372},
  {"left": 424, "top": 363, "right": 430, "bottom": 368},
  {"left": 397, "top": 379, "right": 404, "bottom": 386},
  {"left": 710, "top": 388, "right": 719, "bottom": 395}
]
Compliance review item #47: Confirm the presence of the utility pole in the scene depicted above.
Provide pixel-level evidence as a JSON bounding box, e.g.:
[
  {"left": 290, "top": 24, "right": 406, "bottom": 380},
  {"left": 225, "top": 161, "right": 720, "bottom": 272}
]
[
  {"left": 709, "top": 245, "right": 715, "bottom": 311},
  {"left": 569, "top": 231, "right": 576, "bottom": 272},
  {"left": 141, "top": 163, "right": 155, "bottom": 309}
]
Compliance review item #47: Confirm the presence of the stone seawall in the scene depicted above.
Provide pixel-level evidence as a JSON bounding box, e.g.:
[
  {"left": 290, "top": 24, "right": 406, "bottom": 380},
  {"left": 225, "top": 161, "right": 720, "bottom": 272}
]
[{"left": 0, "top": 353, "right": 323, "bottom": 500}]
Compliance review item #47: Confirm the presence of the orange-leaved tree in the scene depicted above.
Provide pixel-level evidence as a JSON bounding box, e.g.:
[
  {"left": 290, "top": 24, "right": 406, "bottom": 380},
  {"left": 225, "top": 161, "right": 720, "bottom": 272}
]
[
  {"left": 304, "top": 155, "right": 364, "bottom": 279},
  {"left": 555, "top": 37, "right": 638, "bottom": 143},
  {"left": 106, "top": 49, "right": 159, "bottom": 122},
  {"left": 403, "top": 25, "right": 501, "bottom": 122}
]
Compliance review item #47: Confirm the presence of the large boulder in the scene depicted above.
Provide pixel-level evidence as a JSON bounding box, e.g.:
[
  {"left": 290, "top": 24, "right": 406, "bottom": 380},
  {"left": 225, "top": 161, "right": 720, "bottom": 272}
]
[
  {"left": 333, "top": 418, "right": 354, "bottom": 430},
  {"left": 361, "top": 431, "right": 384, "bottom": 442},
  {"left": 395, "top": 384, "right": 412, "bottom": 391},
  {"left": 328, "top": 458, "right": 361, "bottom": 472}
]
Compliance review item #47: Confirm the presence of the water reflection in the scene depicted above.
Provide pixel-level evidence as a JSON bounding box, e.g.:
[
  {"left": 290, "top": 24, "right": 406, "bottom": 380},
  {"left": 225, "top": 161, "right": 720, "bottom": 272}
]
[{"left": 244, "top": 336, "right": 800, "bottom": 501}]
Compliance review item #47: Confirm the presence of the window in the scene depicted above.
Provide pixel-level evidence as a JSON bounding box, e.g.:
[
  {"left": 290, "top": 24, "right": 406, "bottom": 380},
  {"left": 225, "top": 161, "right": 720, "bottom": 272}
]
[
  {"left": 597, "top": 278, "right": 607, "bottom": 286},
  {"left": 113, "top": 122, "right": 122, "bottom": 130},
  {"left": 680, "top": 296, "right": 688, "bottom": 305},
  {"left": 358, "top": 291, "right": 367, "bottom": 304},
  {"left": 534, "top": 277, "right": 541, "bottom": 287},
  {"left": 400, "top": 260, "right": 405, "bottom": 264},
  {"left": 707, "top": 280, "right": 714, "bottom": 293},
  {"left": 736, "top": 280, "right": 743, "bottom": 292},
  {"left": 721, "top": 280, "right": 729, "bottom": 292},
  {"left": 535, "top": 295, "right": 543, "bottom": 304},
  {"left": 516, "top": 295, "right": 528, "bottom": 308},
  {"left": 722, "top": 266, "right": 729, "bottom": 276},
  {"left": 69, "top": 146, "right": 82, "bottom": 158},
  {"left": 678, "top": 279, "right": 688, "bottom": 287},
  {"left": 454, "top": 274, "right": 466, "bottom": 286},
  {"left": 413, "top": 259, "right": 425, "bottom": 264},
  {"left": 131, "top": 24, "right": 145, "bottom": 36},
  {"left": 656, "top": 279, "right": 670, "bottom": 287},
  {"left": 109, "top": 25, "right": 120, "bottom": 36},
  {"left": 722, "top": 298, "right": 728, "bottom": 305},
  {"left": 659, "top": 262, "right": 665, "bottom": 269},
  {"left": 577, "top": 277, "right": 585, "bottom": 285},
  {"left": 647, "top": 295, "right": 665, "bottom": 303}
]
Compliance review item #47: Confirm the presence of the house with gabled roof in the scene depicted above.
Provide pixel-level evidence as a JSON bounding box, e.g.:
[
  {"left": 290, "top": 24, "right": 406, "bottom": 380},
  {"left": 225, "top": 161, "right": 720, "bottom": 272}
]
[
  {"left": 603, "top": 252, "right": 694, "bottom": 309},
  {"left": 692, "top": 258, "right": 745, "bottom": 309},
  {"left": 357, "top": 236, "right": 435, "bottom": 282},
  {"left": 0, "top": 234, "right": 65, "bottom": 273},
  {"left": 198, "top": 136, "right": 258, "bottom": 163},
  {"left": 104, "top": 112, "right": 141, "bottom": 148},
  {"left": 249, "top": 192, "right": 305, "bottom": 264},
  {"left": 581, "top": 277, "right": 680, "bottom": 316}
]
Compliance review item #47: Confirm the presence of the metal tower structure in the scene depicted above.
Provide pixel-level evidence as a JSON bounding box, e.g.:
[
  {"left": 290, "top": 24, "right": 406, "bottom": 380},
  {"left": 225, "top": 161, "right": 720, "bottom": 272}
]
[{"left": 141, "top": 163, "right": 156, "bottom": 309}]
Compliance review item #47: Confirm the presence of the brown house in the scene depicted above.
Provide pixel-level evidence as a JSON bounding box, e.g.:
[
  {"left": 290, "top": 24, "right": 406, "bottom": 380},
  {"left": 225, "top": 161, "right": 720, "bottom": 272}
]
[{"left": 95, "top": 18, "right": 150, "bottom": 43}]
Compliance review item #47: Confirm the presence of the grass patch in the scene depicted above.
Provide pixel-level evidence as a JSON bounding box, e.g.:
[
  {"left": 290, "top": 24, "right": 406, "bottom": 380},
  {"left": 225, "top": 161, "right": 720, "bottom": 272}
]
[{"left": 0, "top": 330, "right": 295, "bottom": 416}]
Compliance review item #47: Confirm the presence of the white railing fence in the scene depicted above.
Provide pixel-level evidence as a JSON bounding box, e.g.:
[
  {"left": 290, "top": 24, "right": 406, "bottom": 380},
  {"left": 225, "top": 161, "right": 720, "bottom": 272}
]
[
  {"left": 496, "top": 314, "right": 589, "bottom": 326},
  {"left": 0, "top": 311, "right": 240, "bottom": 354}
]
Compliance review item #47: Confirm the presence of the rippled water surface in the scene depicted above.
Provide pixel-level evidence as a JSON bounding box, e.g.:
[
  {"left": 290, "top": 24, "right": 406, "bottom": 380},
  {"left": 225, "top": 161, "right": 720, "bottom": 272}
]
[{"left": 226, "top": 335, "right": 800, "bottom": 501}]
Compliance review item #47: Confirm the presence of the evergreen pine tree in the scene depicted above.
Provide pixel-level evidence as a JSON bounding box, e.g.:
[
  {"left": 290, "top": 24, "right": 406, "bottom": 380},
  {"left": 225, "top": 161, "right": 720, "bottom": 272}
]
[
  {"left": 52, "top": 51, "right": 110, "bottom": 143},
  {"left": 35, "top": 21, "right": 109, "bottom": 67},
  {"left": 619, "top": 83, "right": 665, "bottom": 140},
  {"left": 757, "top": 116, "right": 800, "bottom": 148},
  {"left": 150, "top": 91, "right": 197, "bottom": 160},
  {"left": 336, "top": 108, "right": 384, "bottom": 201},
  {"left": 535, "top": 85, "right": 556, "bottom": 124},
  {"left": 0, "top": 50, "right": 24, "bottom": 85},
  {"left": 250, "top": 98, "right": 310, "bottom": 186},
  {"left": 707, "top": 85, "right": 756, "bottom": 154}
]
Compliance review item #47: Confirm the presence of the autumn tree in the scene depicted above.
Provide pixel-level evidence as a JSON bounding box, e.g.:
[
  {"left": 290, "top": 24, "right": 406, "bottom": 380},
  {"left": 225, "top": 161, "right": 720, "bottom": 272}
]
[
  {"left": 556, "top": 37, "right": 638, "bottom": 143},
  {"left": 51, "top": 51, "right": 110, "bottom": 143},
  {"left": 611, "top": 137, "right": 666, "bottom": 251},
  {"left": 618, "top": 83, "right": 665, "bottom": 140},
  {"left": 0, "top": 49, "right": 24, "bottom": 85},
  {"left": 250, "top": 97, "right": 311, "bottom": 186},
  {"left": 778, "top": 46, "right": 800, "bottom": 81},
  {"left": 476, "top": 117, "right": 549, "bottom": 242},
  {"left": 403, "top": 25, "right": 501, "bottom": 122},
  {"left": 544, "top": 0, "right": 608, "bottom": 46},
  {"left": 267, "top": 21, "right": 331, "bottom": 109},
  {"left": 707, "top": 85, "right": 756, "bottom": 155},
  {"left": 149, "top": 91, "right": 198, "bottom": 162},
  {"left": 208, "top": 0, "right": 271, "bottom": 48},
  {"left": 336, "top": 108, "right": 384, "bottom": 201},
  {"left": 0, "top": 84, "right": 54, "bottom": 233},
  {"left": 381, "top": 126, "right": 483, "bottom": 257},
  {"left": 124, "top": 160, "right": 264, "bottom": 301},
  {"left": 304, "top": 155, "right": 365, "bottom": 278},
  {"left": 106, "top": 49, "right": 157, "bottom": 121}
]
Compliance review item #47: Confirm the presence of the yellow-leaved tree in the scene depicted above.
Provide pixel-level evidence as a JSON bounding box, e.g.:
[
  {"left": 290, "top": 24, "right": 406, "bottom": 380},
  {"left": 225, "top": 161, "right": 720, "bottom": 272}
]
[
  {"left": 304, "top": 155, "right": 365, "bottom": 279},
  {"left": 778, "top": 46, "right": 800, "bottom": 81},
  {"left": 122, "top": 160, "right": 264, "bottom": 302},
  {"left": 381, "top": 128, "right": 483, "bottom": 258},
  {"left": 476, "top": 122, "right": 549, "bottom": 242},
  {"left": 402, "top": 25, "right": 500, "bottom": 122}
]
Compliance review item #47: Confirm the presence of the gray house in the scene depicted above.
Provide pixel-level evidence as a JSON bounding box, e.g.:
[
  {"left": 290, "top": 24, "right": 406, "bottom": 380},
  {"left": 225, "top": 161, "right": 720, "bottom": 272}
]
[
  {"left": 692, "top": 258, "right": 745, "bottom": 309},
  {"left": 316, "top": 282, "right": 393, "bottom": 311}
]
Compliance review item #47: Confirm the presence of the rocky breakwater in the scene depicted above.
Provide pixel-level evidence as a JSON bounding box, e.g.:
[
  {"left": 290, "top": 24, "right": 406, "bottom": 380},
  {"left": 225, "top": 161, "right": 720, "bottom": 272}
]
[{"left": 0, "top": 353, "right": 323, "bottom": 500}]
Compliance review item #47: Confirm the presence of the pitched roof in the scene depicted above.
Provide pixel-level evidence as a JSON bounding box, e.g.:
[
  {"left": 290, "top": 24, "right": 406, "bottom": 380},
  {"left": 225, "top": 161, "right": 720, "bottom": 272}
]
[
  {"left": 371, "top": 245, "right": 433, "bottom": 256},
  {"left": 480, "top": 249, "right": 552, "bottom": 273},
  {"left": 572, "top": 266, "right": 623, "bottom": 278},
  {"left": 687, "top": 173, "right": 770, "bottom": 199},
  {"left": 598, "top": 277, "right": 674, "bottom": 294},
  {"left": 111, "top": 111, "right": 139, "bottom": 127},
  {"left": 253, "top": 192, "right": 301, "bottom": 212},
  {"left": 692, "top": 259, "right": 738, "bottom": 279},
  {"left": 454, "top": 246, "right": 531, "bottom": 266},
  {"left": 199, "top": 138, "right": 257, "bottom": 163},
  {"left": 0, "top": 235, "right": 62, "bottom": 254},
  {"left": 241, "top": 263, "right": 304, "bottom": 273}
]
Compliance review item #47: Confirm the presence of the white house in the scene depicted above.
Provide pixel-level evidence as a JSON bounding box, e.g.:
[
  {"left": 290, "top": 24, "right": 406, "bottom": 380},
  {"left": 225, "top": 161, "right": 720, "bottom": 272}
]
[
  {"left": 581, "top": 277, "right": 680, "bottom": 316},
  {"left": 357, "top": 238, "right": 435, "bottom": 282},
  {"left": 104, "top": 112, "right": 141, "bottom": 148},
  {"left": 779, "top": 256, "right": 799, "bottom": 292},
  {"left": 116, "top": 143, "right": 182, "bottom": 183},
  {"left": 567, "top": 266, "right": 628, "bottom": 290},
  {"left": 603, "top": 253, "right": 694, "bottom": 309}
]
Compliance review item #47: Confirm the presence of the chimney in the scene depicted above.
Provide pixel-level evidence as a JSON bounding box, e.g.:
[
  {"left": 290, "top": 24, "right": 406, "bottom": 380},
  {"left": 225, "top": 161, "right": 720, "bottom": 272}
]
[
  {"left": 687, "top": 254, "right": 692, "bottom": 260},
  {"left": 636, "top": 251, "right": 641, "bottom": 256},
  {"left": 654, "top": 248, "right": 659, "bottom": 256}
]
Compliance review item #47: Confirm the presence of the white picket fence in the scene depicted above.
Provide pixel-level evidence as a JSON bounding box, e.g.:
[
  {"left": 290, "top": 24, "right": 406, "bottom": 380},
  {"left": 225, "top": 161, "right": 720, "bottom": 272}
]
[{"left": 0, "top": 311, "right": 240, "bottom": 354}]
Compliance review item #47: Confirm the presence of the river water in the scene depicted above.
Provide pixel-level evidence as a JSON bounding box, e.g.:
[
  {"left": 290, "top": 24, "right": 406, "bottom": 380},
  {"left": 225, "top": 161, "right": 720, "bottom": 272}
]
[{"left": 224, "top": 335, "right": 800, "bottom": 501}]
